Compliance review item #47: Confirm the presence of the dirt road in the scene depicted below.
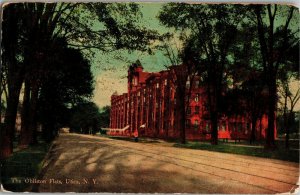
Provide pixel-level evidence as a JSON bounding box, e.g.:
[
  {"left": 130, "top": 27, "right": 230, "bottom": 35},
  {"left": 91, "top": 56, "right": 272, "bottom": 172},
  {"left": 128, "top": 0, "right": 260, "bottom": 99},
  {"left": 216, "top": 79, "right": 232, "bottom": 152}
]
[{"left": 33, "top": 133, "right": 299, "bottom": 193}]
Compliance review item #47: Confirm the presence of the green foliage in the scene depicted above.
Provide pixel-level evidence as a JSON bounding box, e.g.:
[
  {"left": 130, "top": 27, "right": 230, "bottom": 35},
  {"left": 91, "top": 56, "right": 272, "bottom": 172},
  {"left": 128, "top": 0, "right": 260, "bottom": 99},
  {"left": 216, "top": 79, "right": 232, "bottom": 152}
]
[
  {"left": 277, "top": 112, "right": 299, "bottom": 134},
  {"left": 1, "top": 2, "right": 158, "bottom": 142},
  {"left": 1, "top": 100, "right": 6, "bottom": 111},
  {"left": 69, "top": 102, "right": 101, "bottom": 134},
  {"left": 38, "top": 38, "right": 94, "bottom": 141},
  {"left": 99, "top": 105, "right": 111, "bottom": 128},
  {"left": 61, "top": 3, "right": 159, "bottom": 53},
  {"left": 158, "top": 4, "right": 299, "bottom": 146},
  {"left": 159, "top": 4, "right": 249, "bottom": 144},
  {"left": 174, "top": 140, "right": 299, "bottom": 163},
  {"left": 159, "top": 4, "right": 248, "bottom": 76},
  {"left": 1, "top": 142, "right": 51, "bottom": 191}
]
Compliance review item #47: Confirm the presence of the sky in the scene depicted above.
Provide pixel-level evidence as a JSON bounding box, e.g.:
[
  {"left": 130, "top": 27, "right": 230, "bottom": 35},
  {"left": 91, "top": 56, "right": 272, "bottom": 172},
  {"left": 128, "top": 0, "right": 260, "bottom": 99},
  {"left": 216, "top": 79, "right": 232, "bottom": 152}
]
[
  {"left": 0, "top": 2, "right": 298, "bottom": 110},
  {"left": 0, "top": 1, "right": 298, "bottom": 111},
  {"left": 92, "top": 3, "right": 176, "bottom": 108},
  {"left": 91, "top": 3, "right": 300, "bottom": 110}
]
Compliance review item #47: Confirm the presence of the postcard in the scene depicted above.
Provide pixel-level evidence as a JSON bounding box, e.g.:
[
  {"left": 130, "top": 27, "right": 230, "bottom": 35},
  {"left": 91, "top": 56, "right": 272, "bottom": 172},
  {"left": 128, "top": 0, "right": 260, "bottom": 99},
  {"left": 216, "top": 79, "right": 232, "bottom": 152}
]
[{"left": 0, "top": 0, "right": 299, "bottom": 193}]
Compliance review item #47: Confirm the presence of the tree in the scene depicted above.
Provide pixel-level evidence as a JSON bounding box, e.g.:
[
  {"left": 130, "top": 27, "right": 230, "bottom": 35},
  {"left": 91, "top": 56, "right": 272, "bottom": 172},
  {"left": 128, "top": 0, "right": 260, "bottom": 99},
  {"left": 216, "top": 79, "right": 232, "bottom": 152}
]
[
  {"left": 277, "top": 31, "right": 299, "bottom": 149},
  {"left": 1, "top": 4, "right": 25, "bottom": 158},
  {"left": 242, "top": 73, "right": 269, "bottom": 143},
  {"left": 159, "top": 4, "right": 245, "bottom": 144},
  {"left": 0, "top": 64, "right": 8, "bottom": 121},
  {"left": 278, "top": 77, "right": 300, "bottom": 148},
  {"left": 156, "top": 35, "right": 198, "bottom": 144},
  {"left": 226, "top": 24, "right": 268, "bottom": 144},
  {"left": 250, "top": 5, "right": 297, "bottom": 149},
  {"left": 69, "top": 102, "right": 101, "bottom": 134},
  {"left": 99, "top": 106, "right": 111, "bottom": 129},
  {"left": 1, "top": 2, "right": 158, "bottom": 159},
  {"left": 37, "top": 38, "right": 94, "bottom": 143}
]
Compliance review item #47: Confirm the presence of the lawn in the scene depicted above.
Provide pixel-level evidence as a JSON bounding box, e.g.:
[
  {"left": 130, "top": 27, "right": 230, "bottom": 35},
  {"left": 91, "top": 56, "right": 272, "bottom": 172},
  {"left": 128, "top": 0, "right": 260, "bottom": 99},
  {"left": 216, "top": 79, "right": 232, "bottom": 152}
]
[
  {"left": 1, "top": 142, "right": 51, "bottom": 192},
  {"left": 174, "top": 140, "right": 299, "bottom": 163},
  {"left": 101, "top": 134, "right": 162, "bottom": 143},
  {"left": 101, "top": 134, "right": 299, "bottom": 163}
]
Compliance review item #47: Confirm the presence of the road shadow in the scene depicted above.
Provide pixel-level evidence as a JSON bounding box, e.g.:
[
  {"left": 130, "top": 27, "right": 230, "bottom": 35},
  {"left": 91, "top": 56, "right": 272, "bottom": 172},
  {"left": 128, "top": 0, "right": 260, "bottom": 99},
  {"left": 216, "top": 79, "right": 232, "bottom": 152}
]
[{"left": 32, "top": 134, "right": 276, "bottom": 193}]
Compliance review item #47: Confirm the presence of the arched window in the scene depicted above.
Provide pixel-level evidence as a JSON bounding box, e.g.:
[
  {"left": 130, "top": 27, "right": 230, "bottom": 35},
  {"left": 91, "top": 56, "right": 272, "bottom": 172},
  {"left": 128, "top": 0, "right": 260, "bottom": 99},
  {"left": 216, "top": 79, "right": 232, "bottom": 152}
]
[{"left": 195, "top": 93, "right": 199, "bottom": 102}]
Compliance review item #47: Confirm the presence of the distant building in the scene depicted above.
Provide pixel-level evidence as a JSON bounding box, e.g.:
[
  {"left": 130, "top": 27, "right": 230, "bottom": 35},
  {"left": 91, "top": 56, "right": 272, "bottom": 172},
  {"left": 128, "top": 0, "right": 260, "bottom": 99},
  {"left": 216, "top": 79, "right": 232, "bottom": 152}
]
[{"left": 109, "top": 61, "right": 275, "bottom": 140}]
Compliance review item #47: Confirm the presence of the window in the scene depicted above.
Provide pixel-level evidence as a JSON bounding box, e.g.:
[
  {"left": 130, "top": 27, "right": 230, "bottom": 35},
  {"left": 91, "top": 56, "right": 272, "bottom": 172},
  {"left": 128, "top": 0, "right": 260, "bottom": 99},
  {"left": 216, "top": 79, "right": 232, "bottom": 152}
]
[
  {"left": 186, "top": 119, "right": 191, "bottom": 128},
  {"left": 186, "top": 80, "right": 190, "bottom": 89},
  {"left": 245, "top": 123, "right": 250, "bottom": 134},
  {"left": 195, "top": 80, "right": 199, "bottom": 88},
  {"left": 156, "top": 83, "right": 159, "bottom": 88},
  {"left": 187, "top": 106, "right": 191, "bottom": 114},
  {"left": 246, "top": 123, "right": 250, "bottom": 130},
  {"left": 204, "top": 104, "right": 209, "bottom": 111},
  {"left": 194, "top": 120, "right": 199, "bottom": 130},
  {"left": 133, "top": 77, "right": 138, "bottom": 86},
  {"left": 195, "top": 94, "right": 199, "bottom": 102},
  {"left": 205, "top": 122, "right": 210, "bottom": 131},
  {"left": 237, "top": 123, "right": 242, "bottom": 132},
  {"left": 230, "top": 122, "right": 235, "bottom": 131},
  {"left": 218, "top": 122, "right": 226, "bottom": 131},
  {"left": 195, "top": 106, "right": 200, "bottom": 114},
  {"left": 164, "top": 79, "right": 167, "bottom": 86},
  {"left": 222, "top": 123, "right": 226, "bottom": 131}
]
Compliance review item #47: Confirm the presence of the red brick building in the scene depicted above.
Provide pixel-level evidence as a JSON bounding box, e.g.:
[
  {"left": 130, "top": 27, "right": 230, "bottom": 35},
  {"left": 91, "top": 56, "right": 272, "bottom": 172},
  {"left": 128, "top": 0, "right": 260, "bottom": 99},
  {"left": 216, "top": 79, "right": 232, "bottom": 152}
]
[{"left": 108, "top": 61, "right": 273, "bottom": 141}]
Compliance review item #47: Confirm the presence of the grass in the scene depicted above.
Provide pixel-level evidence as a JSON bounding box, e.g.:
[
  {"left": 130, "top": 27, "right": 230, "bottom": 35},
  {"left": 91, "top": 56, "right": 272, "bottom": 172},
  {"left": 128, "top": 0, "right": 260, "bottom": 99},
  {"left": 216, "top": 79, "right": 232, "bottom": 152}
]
[
  {"left": 174, "top": 140, "right": 299, "bottom": 163},
  {"left": 100, "top": 134, "right": 299, "bottom": 163},
  {"left": 1, "top": 141, "right": 51, "bottom": 192},
  {"left": 102, "top": 135, "right": 161, "bottom": 143}
]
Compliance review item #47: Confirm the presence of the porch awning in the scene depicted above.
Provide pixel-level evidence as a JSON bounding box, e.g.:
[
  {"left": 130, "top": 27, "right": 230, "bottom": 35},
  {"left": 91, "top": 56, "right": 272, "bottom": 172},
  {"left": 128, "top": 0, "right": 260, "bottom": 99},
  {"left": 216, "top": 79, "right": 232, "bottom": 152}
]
[
  {"left": 140, "top": 124, "right": 146, "bottom": 128},
  {"left": 102, "top": 125, "right": 130, "bottom": 132}
]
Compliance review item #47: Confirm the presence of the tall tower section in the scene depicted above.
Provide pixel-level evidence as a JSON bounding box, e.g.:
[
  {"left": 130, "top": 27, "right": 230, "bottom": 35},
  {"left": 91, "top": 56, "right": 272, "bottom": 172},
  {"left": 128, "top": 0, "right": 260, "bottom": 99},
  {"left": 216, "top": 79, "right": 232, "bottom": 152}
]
[{"left": 128, "top": 60, "right": 144, "bottom": 94}]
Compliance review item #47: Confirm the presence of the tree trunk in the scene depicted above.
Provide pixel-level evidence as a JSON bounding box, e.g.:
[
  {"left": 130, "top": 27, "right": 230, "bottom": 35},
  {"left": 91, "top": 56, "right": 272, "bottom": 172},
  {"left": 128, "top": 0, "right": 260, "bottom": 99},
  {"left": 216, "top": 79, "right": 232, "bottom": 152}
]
[
  {"left": 0, "top": 72, "right": 3, "bottom": 122},
  {"left": 250, "top": 116, "right": 257, "bottom": 144},
  {"left": 210, "top": 111, "right": 218, "bottom": 145},
  {"left": 259, "top": 118, "right": 262, "bottom": 140},
  {"left": 209, "top": 86, "right": 219, "bottom": 145},
  {"left": 19, "top": 79, "right": 40, "bottom": 146},
  {"left": 41, "top": 103, "right": 55, "bottom": 142},
  {"left": 285, "top": 122, "right": 290, "bottom": 149},
  {"left": 28, "top": 81, "right": 40, "bottom": 145},
  {"left": 19, "top": 79, "right": 30, "bottom": 147},
  {"left": 0, "top": 78, "right": 23, "bottom": 159},
  {"left": 282, "top": 83, "right": 289, "bottom": 149},
  {"left": 266, "top": 77, "right": 277, "bottom": 149},
  {"left": 177, "top": 87, "right": 186, "bottom": 144},
  {"left": 285, "top": 111, "right": 293, "bottom": 149}
]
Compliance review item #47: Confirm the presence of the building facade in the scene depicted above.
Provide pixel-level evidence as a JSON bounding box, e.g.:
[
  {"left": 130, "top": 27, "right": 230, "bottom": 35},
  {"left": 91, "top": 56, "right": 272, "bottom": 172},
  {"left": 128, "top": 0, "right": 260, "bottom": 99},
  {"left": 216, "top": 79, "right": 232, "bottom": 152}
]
[{"left": 109, "top": 61, "right": 274, "bottom": 141}]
